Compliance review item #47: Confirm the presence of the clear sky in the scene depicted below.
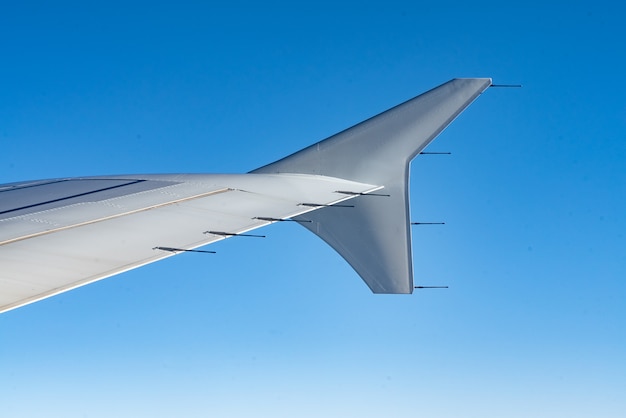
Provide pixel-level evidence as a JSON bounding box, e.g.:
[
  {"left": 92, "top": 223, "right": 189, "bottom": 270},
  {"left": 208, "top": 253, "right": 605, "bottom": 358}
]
[{"left": 1, "top": 1, "right": 625, "bottom": 417}]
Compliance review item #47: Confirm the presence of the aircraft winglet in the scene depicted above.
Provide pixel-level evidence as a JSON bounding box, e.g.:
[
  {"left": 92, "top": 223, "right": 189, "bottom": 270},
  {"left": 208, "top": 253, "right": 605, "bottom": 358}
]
[{"left": 252, "top": 78, "right": 492, "bottom": 293}]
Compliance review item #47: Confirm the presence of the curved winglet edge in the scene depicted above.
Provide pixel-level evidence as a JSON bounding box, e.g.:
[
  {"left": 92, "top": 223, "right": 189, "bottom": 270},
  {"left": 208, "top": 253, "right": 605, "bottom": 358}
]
[{"left": 252, "top": 78, "right": 492, "bottom": 293}]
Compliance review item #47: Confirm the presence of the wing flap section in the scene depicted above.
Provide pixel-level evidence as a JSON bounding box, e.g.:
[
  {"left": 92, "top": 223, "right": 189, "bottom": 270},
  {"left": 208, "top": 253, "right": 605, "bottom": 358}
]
[{"left": 0, "top": 173, "right": 379, "bottom": 313}]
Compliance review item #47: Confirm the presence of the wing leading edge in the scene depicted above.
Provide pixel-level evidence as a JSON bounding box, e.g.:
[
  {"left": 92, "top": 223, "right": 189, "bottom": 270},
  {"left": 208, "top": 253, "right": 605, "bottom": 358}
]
[{"left": 0, "top": 78, "right": 491, "bottom": 312}]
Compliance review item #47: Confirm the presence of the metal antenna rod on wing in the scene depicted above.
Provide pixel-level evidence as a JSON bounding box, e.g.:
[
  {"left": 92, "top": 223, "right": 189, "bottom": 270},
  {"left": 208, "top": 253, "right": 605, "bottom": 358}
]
[
  {"left": 414, "top": 286, "right": 449, "bottom": 289},
  {"left": 153, "top": 246, "right": 216, "bottom": 254}
]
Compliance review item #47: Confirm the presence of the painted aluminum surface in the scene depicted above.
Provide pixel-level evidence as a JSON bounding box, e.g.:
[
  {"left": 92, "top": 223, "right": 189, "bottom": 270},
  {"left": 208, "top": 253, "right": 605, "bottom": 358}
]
[
  {"left": 254, "top": 78, "right": 493, "bottom": 293},
  {"left": 0, "top": 174, "right": 379, "bottom": 312}
]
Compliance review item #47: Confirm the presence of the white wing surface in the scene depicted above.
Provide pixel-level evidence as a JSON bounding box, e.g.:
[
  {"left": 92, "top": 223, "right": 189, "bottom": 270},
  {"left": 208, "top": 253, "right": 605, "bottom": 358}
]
[
  {"left": 0, "top": 174, "right": 379, "bottom": 312},
  {"left": 0, "top": 78, "right": 492, "bottom": 312}
]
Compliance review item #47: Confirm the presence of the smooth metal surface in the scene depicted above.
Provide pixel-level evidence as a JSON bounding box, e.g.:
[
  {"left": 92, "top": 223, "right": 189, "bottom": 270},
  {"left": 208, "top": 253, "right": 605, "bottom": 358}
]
[
  {"left": 254, "top": 78, "right": 492, "bottom": 293},
  {"left": 0, "top": 174, "right": 379, "bottom": 312}
]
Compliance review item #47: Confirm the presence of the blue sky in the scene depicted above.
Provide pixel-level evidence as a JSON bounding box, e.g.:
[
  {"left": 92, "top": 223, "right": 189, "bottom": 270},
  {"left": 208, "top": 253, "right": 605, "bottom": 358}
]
[{"left": 1, "top": 1, "right": 625, "bottom": 417}]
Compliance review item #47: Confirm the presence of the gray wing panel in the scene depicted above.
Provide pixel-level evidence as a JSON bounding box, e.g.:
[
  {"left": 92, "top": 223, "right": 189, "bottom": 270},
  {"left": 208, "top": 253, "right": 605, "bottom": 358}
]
[
  {"left": 257, "top": 78, "right": 493, "bottom": 293},
  {"left": 0, "top": 178, "right": 175, "bottom": 220},
  {"left": 295, "top": 179, "right": 410, "bottom": 293},
  {"left": 252, "top": 78, "right": 492, "bottom": 184}
]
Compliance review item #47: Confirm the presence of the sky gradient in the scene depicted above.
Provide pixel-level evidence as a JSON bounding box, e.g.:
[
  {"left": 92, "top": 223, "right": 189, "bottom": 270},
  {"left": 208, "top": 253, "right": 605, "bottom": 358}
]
[{"left": 1, "top": 1, "right": 625, "bottom": 417}]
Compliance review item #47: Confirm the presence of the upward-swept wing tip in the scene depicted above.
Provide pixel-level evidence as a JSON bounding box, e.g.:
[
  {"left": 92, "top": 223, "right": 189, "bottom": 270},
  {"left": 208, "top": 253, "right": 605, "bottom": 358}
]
[{"left": 256, "top": 77, "right": 492, "bottom": 293}]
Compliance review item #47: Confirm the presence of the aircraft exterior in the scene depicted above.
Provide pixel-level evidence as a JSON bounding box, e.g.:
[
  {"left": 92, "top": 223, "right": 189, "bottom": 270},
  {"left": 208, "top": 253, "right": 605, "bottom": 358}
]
[{"left": 0, "top": 78, "right": 492, "bottom": 313}]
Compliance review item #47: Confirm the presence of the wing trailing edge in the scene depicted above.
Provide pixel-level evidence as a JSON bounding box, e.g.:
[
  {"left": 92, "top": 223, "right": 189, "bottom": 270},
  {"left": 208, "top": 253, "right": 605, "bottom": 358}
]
[{"left": 253, "top": 78, "right": 492, "bottom": 293}]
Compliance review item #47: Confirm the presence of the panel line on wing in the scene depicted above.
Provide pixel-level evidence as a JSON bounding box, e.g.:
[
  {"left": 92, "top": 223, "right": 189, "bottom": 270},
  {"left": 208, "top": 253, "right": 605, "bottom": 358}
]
[
  {"left": 229, "top": 185, "right": 384, "bottom": 210},
  {"left": 0, "top": 188, "right": 232, "bottom": 247},
  {"left": 0, "top": 179, "right": 146, "bottom": 215}
]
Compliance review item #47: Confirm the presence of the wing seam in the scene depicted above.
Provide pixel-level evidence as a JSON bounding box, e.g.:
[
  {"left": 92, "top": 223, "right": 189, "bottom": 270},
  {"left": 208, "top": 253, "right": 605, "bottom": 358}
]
[{"left": 0, "top": 188, "right": 231, "bottom": 247}]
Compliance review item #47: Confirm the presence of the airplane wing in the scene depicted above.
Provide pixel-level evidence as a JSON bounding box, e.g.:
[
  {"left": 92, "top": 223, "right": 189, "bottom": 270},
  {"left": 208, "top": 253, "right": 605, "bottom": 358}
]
[
  {"left": 0, "top": 174, "right": 380, "bottom": 313},
  {"left": 0, "top": 78, "right": 492, "bottom": 313}
]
